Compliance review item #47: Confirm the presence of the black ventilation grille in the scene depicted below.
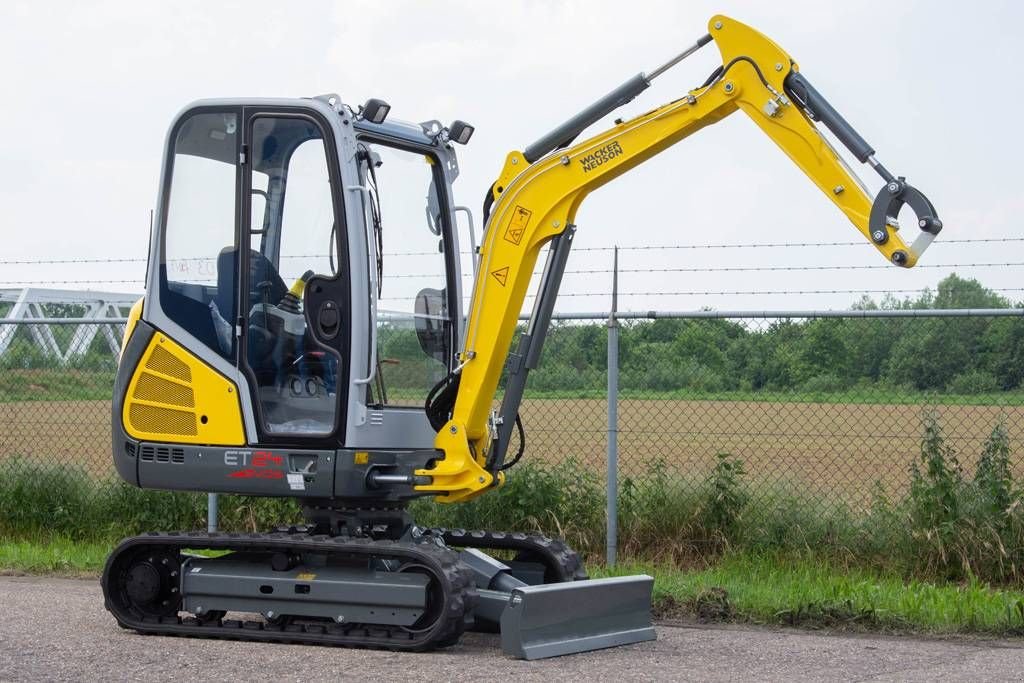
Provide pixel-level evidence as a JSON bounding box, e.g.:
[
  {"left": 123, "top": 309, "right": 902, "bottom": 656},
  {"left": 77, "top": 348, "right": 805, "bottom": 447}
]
[{"left": 139, "top": 445, "right": 186, "bottom": 464}]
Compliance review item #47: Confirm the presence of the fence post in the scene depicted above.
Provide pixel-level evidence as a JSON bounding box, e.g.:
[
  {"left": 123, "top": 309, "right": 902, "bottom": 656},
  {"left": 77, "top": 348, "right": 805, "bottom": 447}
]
[
  {"left": 207, "top": 493, "right": 219, "bottom": 533},
  {"left": 606, "top": 246, "right": 619, "bottom": 566}
]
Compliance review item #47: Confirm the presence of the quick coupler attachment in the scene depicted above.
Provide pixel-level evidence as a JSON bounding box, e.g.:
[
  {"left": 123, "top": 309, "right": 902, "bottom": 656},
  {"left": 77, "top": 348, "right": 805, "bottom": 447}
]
[
  {"left": 784, "top": 70, "right": 941, "bottom": 265},
  {"left": 868, "top": 177, "right": 942, "bottom": 266}
]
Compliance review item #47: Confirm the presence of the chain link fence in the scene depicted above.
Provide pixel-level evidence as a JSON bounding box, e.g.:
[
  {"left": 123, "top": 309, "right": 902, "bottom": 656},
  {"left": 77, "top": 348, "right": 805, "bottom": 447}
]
[
  {"left": 3, "top": 306, "right": 1024, "bottom": 568},
  {"left": 528, "top": 309, "right": 1024, "bottom": 564}
]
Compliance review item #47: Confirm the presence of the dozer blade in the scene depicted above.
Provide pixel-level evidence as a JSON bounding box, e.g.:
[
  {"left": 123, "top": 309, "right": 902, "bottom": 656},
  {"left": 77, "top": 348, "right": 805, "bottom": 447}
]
[{"left": 499, "top": 575, "right": 656, "bottom": 660}]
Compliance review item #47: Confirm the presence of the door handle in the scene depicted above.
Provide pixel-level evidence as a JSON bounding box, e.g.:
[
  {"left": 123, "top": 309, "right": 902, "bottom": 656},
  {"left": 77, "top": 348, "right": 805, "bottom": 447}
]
[{"left": 316, "top": 301, "right": 340, "bottom": 339}]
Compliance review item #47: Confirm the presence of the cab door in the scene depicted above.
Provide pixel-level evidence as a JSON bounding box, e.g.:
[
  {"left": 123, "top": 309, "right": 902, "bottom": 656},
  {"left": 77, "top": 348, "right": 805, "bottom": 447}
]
[
  {"left": 238, "top": 108, "right": 350, "bottom": 447},
  {"left": 343, "top": 136, "right": 462, "bottom": 450}
]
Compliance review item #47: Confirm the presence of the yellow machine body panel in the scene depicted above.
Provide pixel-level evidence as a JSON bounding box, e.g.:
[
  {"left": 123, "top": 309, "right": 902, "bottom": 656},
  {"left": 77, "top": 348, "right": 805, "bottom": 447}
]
[
  {"left": 122, "top": 333, "right": 245, "bottom": 446},
  {"left": 121, "top": 298, "right": 144, "bottom": 355}
]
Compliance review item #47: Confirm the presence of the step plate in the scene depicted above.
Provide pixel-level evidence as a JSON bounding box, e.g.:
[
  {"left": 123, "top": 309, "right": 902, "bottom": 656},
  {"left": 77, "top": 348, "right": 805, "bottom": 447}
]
[{"left": 500, "top": 575, "right": 656, "bottom": 660}]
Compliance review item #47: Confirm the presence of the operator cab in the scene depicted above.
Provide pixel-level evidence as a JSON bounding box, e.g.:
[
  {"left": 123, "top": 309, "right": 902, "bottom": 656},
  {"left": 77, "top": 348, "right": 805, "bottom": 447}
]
[{"left": 145, "top": 97, "right": 468, "bottom": 450}]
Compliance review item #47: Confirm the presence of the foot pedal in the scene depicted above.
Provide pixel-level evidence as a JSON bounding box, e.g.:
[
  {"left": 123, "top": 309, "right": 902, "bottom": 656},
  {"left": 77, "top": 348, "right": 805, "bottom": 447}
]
[{"left": 499, "top": 575, "right": 655, "bottom": 660}]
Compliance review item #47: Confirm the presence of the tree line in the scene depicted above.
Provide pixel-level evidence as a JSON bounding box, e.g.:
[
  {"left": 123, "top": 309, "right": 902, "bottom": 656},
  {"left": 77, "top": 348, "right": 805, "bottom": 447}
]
[
  {"left": 6, "top": 274, "right": 1023, "bottom": 397},
  {"left": 518, "top": 274, "right": 1024, "bottom": 395}
]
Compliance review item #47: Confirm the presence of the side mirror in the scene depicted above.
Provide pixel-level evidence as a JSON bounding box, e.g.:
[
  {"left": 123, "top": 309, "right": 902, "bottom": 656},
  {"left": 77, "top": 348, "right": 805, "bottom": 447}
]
[{"left": 414, "top": 288, "right": 449, "bottom": 364}]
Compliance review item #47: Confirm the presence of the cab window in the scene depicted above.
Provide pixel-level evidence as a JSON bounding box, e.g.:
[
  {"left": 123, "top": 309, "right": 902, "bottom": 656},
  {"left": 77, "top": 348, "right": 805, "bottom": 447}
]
[
  {"left": 160, "top": 110, "right": 239, "bottom": 358},
  {"left": 244, "top": 115, "right": 340, "bottom": 434},
  {"left": 358, "top": 142, "right": 453, "bottom": 407}
]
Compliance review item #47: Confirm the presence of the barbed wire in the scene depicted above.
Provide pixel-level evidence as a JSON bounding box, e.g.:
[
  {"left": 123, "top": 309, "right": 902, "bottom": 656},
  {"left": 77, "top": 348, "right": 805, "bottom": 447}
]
[
  {"left": 3, "top": 236, "right": 1022, "bottom": 265},
  {"left": 372, "top": 286, "right": 1024, "bottom": 302},
  {"left": 5, "top": 258, "right": 1020, "bottom": 286},
  {"left": 0, "top": 280, "right": 150, "bottom": 285},
  {"left": 4, "top": 285, "right": 1022, "bottom": 305},
  {"left": 8, "top": 285, "right": 1016, "bottom": 301},
  {"left": 269, "top": 263, "right": 1024, "bottom": 280},
  {"left": 577, "top": 287, "right": 1024, "bottom": 297},
  {"left": 597, "top": 261, "right": 1024, "bottom": 274}
]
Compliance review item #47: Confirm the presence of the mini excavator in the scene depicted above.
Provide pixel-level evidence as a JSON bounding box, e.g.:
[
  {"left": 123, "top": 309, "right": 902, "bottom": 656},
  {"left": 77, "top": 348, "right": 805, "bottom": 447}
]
[{"left": 103, "top": 15, "right": 940, "bottom": 658}]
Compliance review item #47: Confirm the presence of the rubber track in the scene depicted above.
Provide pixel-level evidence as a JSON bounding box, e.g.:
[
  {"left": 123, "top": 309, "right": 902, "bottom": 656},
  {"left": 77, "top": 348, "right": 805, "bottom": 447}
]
[
  {"left": 431, "top": 529, "right": 588, "bottom": 582},
  {"left": 101, "top": 531, "right": 476, "bottom": 651}
]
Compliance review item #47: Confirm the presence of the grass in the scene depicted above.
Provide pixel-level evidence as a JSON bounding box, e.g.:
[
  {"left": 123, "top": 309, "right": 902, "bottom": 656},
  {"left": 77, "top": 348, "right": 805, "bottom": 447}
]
[
  {"left": 596, "top": 552, "right": 1024, "bottom": 634},
  {"left": 0, "top": 536, "right": 110, "bottom": 576},
  {"left": 0, "top": 457, "right": 303, "bottom": 541},
  {"left": 4, "top": 535, "right": 1023, "bottom": 636},
  {"left": 5, "top": 415, "right": 1024, "bottom": 586},
  {"left": 0, "top": 368, "right": 115, "bottom": 402}
]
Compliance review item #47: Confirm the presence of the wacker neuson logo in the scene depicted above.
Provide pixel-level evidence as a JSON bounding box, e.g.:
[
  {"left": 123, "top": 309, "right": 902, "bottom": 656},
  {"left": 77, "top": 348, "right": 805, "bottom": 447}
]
[{"left": 579, "top": 141, "right": 624, "bottom": 172}]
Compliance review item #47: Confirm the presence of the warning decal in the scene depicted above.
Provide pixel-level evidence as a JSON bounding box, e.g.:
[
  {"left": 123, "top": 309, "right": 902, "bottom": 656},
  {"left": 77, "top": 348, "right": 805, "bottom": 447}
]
[
  {"left": 503, "top": 205, "right": 532, "bottom": 245},
  {"left": 491, "top": 266, "right": 509, "bottom": 286}
]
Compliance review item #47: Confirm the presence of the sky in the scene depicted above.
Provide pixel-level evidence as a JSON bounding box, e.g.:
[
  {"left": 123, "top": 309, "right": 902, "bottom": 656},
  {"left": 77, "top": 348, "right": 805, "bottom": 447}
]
[{"left": 1, "top": 0, "right": 1022, "bottom": 314}]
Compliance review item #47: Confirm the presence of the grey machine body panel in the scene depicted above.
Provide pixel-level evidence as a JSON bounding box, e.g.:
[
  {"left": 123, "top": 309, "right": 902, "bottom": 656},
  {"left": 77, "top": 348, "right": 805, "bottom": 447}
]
[
  {"left": 137, "top": 444, "right": 336, "bottom": 497},
  {"left": 181, "top": 556, "right": 429, "bottom": 625},
  {"left": 126, "top": 441, "right": 438, "bottom": 500}
]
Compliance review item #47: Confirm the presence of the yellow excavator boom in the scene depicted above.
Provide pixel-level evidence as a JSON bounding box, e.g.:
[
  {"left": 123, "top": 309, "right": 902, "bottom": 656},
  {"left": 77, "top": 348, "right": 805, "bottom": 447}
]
[{"left": 418, "top": 14, "right": 941, "bottom": 501}]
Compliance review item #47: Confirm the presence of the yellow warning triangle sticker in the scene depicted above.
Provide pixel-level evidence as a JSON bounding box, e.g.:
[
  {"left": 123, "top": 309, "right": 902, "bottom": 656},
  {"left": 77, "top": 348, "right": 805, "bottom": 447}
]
[{"left": 491, "top": 266, "right": 509, "bottom": 286}]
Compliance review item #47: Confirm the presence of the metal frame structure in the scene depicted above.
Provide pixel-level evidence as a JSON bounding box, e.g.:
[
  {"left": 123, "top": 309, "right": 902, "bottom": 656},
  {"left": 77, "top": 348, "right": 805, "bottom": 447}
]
[{"left": 0, "top": 288, "right": 138, "bottom": 363}]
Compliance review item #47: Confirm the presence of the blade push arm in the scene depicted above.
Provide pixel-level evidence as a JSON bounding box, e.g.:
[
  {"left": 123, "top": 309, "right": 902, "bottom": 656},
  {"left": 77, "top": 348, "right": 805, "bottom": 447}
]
[{"left": 418, "top": 14, "right": 942, "bottom": 502}]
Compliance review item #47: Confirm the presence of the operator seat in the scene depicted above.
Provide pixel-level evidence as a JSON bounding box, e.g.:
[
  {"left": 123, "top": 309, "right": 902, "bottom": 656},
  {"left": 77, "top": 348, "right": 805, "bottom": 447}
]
[
  {"left": 216, "top": 247, "right": 288, "bottom": 377},
  {"left": 215, "top": 246, "right": 287, "bottom": 317}
]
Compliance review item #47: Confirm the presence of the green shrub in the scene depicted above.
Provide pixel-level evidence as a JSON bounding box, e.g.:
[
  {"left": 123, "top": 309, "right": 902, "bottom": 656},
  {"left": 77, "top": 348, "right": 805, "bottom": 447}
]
[
  {"left": 908, "top": 413, "right": 964, "bottom": 536},
  {"left": 799, "top": 373, "right": 849, "bottom": 395},
  {"left": 0, "top": 458, "right": 305, "bottom": 541},
  {"left": 893, "top": 417, "right": 1024, "bottom": 582},
  {"left": 974, "top": 422, "right": 1016, "bottom": 517},
  {"left": 0, "top": 339, "right": 53, "bottom": 370},
  {"left": 0, "top": 460, "right": 98, "bottom": 535},
  {"left": 947, "top": 370, "right": 1000, "bottom": 395},
  {"left": 412, "top": 457, "right": 604, "bottom": 550},
  {"left": 702, "top": 453, "right": 748, "bottom": 539},
  {"left": 618, "top": 458, "right": 708, "bottom": 561},
  {"left": 528, "top": 364, "right": 604, "bottom": 393}
]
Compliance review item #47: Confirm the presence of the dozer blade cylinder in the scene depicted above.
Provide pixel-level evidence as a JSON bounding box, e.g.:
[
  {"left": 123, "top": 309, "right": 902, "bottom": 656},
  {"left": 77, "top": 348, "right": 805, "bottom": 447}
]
[{"left": 499, "top": 575, "right": 656, "bottom": 660}]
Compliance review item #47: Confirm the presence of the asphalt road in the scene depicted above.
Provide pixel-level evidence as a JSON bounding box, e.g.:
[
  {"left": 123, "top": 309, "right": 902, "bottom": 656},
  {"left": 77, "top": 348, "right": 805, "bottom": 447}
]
[{"left": 0, "top": 576, "right": 1021, "bottom": 682}]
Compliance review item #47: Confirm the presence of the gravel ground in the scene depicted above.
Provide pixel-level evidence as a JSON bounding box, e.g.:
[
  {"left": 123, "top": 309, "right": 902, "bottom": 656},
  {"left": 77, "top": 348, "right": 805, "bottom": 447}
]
[{"left": 0, "top": 576, "right": 1021, "bottom": 682}]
